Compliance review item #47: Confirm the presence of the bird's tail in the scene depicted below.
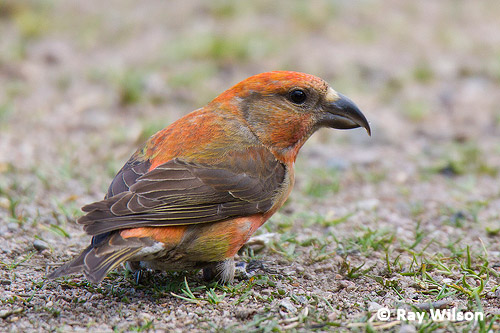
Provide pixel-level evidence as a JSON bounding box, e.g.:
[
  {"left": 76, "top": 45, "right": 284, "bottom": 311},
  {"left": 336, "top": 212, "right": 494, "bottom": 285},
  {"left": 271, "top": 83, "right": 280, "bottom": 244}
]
[{"left": 47, "top": 234, "right": 147, "bottom": 283}]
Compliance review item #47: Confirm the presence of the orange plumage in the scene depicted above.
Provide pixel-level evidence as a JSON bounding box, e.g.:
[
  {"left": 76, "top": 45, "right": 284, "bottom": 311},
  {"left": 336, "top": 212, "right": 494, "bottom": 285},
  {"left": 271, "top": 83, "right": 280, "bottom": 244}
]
[{"left": 48, "top": 71, "right": 370, "bottom": 283}]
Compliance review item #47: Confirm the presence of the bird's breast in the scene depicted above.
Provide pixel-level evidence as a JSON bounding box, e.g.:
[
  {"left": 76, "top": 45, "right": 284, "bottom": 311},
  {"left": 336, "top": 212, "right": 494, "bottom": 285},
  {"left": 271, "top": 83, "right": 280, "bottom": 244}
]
[{"left": 264, "top": 163, "right": 294, "bottom": 219}]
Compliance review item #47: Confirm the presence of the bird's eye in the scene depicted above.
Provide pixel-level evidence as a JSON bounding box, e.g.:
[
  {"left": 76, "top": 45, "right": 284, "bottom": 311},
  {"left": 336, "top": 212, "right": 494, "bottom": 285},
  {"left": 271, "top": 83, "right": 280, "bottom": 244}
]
[{"left": 288, "top": 89, "right": 307, "bottom": 104}]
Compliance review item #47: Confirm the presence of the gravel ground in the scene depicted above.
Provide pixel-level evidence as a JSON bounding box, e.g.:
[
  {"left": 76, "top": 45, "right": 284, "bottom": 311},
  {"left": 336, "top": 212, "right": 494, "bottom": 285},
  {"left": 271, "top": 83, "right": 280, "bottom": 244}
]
[{"left": 1, "top": 1, "right": 499, "bottom": 332}]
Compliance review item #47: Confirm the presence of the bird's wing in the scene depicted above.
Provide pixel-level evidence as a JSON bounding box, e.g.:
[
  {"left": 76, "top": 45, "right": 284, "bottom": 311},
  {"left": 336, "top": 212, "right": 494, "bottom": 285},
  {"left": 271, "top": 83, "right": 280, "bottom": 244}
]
[
  {"left": 79, "top": 148, "right": 286, "bottom": 236},
  {"left": 105, "top": 149, "right": 151, "bottom": 199}
]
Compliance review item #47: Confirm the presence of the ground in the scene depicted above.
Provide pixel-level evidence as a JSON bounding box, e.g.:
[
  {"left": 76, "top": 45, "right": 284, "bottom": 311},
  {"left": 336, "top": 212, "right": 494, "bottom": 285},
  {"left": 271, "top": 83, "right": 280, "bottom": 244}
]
[{"left": 1, "top": 0, "right": 500, "bottom": 332}]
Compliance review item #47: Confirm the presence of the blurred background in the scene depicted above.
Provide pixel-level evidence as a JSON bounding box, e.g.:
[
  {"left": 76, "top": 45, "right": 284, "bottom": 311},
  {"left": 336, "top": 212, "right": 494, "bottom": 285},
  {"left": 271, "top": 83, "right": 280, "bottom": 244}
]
[
  {"left": 0, "top": 0, "right": 499, "bottom": 331},
  {"left": 1, "top": 1, "right": 499, "bottom": 178},
  {"left": 1, "top": 0, "right": 499, "bottom": 232}
]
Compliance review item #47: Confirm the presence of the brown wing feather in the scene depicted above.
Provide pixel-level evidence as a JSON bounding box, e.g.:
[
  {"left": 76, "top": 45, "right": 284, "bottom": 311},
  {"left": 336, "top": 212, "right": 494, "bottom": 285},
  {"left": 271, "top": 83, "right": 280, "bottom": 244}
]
[
  {"left": 106, "top": 149, "right": 151, "bottom": 198},
  {"left": 79, "top": 148, "right": 286, "bottom": 236}
]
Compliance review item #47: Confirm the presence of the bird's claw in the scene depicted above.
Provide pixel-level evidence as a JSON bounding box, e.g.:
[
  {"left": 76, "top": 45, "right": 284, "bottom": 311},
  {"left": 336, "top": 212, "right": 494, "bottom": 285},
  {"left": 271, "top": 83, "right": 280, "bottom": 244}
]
[
  {"left": 134, "top": 270, "right": 143, "bottom": 285},
  {"left": 235, "top": 260, "right": 276, "bottom": 279}
]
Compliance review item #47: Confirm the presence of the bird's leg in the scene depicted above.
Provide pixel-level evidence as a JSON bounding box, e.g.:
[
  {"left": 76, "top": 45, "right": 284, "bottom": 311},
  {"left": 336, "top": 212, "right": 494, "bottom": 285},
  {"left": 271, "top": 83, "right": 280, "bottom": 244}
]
[
  {"left": 202, "top": 264, "right": 216, "bottom": 281},
  {"left": 134, "top": 270, "right": 143, "bottom": 285},
  {"left": 236, "top": 259, "right": 263, "bottom": 274},
  {"left": 125, "top": 261, "right": 147, "bottom": 285},
  {"left": 202, "top": 258, "right": 235, "bottom": 283},
  {"left": 203, "top": 259, "right": 275, "bottom": 282},
  {"left": 234, "top": 259, "right": 272, "bottom": 279}
]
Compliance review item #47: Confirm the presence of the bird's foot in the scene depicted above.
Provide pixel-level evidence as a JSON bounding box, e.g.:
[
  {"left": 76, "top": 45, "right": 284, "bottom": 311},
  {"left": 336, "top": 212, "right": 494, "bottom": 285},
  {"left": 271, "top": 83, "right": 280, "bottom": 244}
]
[
  {"left": 203, "top": 259, "right": 275, "bottom": 283},
  {"left": 133, "top": 269, "right": 146, "bottom": 285},
  {"left": 235, "top": 260, "right": 275, "bottom": 280},
  {"left": 125, "top": 261, "right": 149, "bottom": 285}
]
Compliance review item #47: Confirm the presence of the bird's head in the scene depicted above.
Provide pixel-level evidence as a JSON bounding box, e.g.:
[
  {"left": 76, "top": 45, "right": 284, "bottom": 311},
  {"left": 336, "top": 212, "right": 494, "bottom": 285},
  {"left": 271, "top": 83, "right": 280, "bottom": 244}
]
[{"left": 212, "top": 71, "right": 371, "bottom": 163}]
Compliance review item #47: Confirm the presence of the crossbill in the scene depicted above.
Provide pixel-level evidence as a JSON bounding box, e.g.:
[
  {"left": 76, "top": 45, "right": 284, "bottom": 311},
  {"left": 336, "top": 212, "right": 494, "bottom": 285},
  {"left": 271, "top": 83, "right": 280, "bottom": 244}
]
[{"left": 48, "top": 71, "right": 370, "bottom": 283}]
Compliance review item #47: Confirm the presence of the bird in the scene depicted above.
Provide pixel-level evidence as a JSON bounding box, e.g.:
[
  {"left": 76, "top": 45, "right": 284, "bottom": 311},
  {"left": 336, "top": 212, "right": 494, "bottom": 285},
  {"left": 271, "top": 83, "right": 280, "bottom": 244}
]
[{"left": 48, "top": 71, "right": 370, "bottom": 284}]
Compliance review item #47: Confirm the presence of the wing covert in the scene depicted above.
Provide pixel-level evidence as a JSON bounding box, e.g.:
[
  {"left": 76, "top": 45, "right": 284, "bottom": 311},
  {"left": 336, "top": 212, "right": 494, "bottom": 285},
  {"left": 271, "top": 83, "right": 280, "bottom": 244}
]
[{"left": 79, "top": 148, "right": 286, "bottom": 236}]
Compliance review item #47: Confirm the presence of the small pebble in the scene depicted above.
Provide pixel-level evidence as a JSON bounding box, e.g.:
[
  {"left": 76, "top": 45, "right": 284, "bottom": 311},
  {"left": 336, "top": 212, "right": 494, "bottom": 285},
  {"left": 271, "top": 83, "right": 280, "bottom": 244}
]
[
  {"left": 357, "top": 199, "right": 380, "bottom": 211},
  {"left": 296, "top": 295, "right": 308, "bottom": 304},
  {"left": 260, "top": 288, "right": 272, "bottom": 295},
  {"left": 280, "top": 299, "right": 297, "bottom": 313},
  {"left": 7, "top": 223, "right": 18, "bottom": 232},
  {"left": 368, "top": 301, "right": 383, "bottom": 312},
  {"left": 338, "top": 280, "right": 356, "bottom": 291},
  {"left": 235, "top": 308, "right": 257, "bottom": 320},
  {"left": 399, "top": 324, "right": 417, "bottom": 333},
  {"left": 0, "top": 307, "right": 23, "bottom": 319},
  {"left": 33, "top": 240, "right": 50, "bottom": 251},
  {"left": 0, "top": 197, "right": 9, "bottom": 209},
  {"left": 138, "top": 312, "right": 152, "bottom": 325},
  {"left": 327, "top": 311, "right": 339, "bottom": 321}
]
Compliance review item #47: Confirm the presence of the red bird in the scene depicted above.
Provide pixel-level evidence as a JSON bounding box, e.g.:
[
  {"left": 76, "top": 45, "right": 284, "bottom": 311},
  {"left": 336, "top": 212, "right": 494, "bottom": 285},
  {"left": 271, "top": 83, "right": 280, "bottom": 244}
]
[{"left": 48, "top": 71, "right": 370, "bottom": 283}]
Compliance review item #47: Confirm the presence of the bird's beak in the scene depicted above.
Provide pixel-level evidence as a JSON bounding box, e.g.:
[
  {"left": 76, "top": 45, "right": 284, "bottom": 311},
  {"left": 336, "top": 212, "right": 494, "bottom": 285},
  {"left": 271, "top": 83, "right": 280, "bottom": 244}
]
[{"left": 322, "top": 93, "right": 371, "bottom": 136}]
